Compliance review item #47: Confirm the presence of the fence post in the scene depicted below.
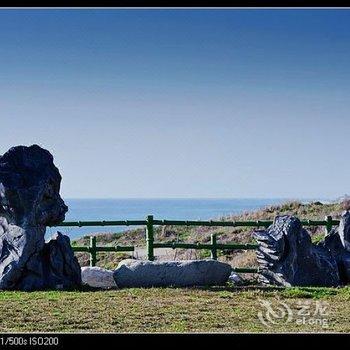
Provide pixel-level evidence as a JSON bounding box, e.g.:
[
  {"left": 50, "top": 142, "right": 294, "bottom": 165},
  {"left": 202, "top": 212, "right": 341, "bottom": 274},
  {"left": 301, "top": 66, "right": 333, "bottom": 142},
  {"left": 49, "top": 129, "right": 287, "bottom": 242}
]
[
  {"left": 210, "top": 233, "right": 217, "bottom": 260},
  {"left": 325, "top": 215, "right": 333, "bottom": 235},
  {"left": 89, "top": 236, "right": 97, "bottom": 267},
  {"left": 146, "top": 215, "right": 154, "bottom": 261}
]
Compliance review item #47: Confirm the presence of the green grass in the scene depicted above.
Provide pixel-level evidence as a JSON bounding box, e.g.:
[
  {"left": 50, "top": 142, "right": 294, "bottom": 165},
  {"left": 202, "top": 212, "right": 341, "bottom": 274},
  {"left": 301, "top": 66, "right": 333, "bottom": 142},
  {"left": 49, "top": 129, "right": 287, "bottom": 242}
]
[
  {"left": 0, "top": 286, "right": 349, "bottom": 333},
  {"left": 281, "top": 287, "right": 341, "bottom": 299},
  {"left": 312, "top": 233, "right": 326, "bottom": 244}
]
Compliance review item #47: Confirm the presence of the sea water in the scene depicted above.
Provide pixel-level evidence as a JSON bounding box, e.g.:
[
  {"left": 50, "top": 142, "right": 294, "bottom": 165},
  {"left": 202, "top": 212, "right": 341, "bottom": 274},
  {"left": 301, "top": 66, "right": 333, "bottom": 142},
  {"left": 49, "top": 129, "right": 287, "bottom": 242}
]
[{"left": 46, "top": 198, "right": 292, "bottom": 240}]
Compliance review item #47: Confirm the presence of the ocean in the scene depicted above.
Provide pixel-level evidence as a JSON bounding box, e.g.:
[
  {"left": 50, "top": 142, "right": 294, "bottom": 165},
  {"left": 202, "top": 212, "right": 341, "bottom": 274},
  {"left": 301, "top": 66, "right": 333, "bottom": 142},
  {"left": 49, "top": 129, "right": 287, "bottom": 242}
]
[{"left": 47, "top": 198, "right": 292, "bottom": 240}]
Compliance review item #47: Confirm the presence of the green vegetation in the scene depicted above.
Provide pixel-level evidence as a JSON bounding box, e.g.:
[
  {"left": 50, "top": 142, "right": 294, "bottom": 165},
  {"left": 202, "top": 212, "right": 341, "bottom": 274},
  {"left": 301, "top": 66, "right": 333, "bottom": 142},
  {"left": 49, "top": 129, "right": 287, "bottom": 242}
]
[{"left": 0, "top": 286, "right": 349, "bottom": 333}]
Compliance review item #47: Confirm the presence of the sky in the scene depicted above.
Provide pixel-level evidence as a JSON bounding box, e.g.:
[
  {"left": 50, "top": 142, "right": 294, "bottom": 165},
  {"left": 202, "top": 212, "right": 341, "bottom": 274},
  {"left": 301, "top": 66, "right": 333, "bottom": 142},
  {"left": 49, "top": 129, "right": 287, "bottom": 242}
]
[{"left": 0, "top": 8, "right": 349, "bottom": 199}]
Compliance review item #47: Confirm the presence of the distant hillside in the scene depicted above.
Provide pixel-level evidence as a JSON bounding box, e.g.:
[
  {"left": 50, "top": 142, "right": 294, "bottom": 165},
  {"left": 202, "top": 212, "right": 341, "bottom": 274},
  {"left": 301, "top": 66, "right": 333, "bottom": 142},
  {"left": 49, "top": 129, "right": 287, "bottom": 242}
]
[{"left": 72, "top": 199, "right": 349, "bottom": 270}]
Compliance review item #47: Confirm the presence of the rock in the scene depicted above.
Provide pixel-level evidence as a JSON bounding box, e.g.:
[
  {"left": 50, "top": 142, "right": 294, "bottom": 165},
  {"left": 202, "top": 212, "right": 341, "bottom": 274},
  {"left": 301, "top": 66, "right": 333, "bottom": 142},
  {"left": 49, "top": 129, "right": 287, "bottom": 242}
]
[
  {"left": 338, "top": 210, "right": 350, "bottom": 251},
  {"left": 253, "top": 215, "right": 340, "bottom": 287},
  {"left": 113, "top": 259, "right": 232, "bottom": 288},
  {"left": 81, "top": 266, "right": 117, "bottom": 289},
  {"left": 228, "top": 272, "right": 244, "bottom": 285},
  {"left": 321, "top": 211, "right": 350, "bottom": 284},
  {"left": 43, "top": 232, "right": 82, "bottom": 289},
  {"left": 0, "top": 145, "right": 81, "bottom": 290}
]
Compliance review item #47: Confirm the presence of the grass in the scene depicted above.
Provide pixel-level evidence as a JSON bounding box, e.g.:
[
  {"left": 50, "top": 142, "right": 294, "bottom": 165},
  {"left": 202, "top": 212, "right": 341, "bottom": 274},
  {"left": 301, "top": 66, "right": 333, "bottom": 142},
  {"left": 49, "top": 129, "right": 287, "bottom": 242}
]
[{"left": 0, "top": 286, "right": 349, "bottom": 333}]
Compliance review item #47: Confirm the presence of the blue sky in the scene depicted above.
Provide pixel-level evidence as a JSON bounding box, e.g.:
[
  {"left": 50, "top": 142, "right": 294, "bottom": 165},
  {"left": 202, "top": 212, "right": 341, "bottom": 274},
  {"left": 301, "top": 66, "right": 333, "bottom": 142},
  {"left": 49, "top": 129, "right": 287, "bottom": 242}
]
[{"left": 0, "top": 9, "right": 349, "bottom": 199}]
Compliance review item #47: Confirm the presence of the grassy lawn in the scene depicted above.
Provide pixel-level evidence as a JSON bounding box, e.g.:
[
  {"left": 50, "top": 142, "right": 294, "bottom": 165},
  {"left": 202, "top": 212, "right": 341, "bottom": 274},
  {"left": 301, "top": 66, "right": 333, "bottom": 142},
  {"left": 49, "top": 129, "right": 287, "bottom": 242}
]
[{"left": 0, "top": 286, "right": 349, "bottom": 333}]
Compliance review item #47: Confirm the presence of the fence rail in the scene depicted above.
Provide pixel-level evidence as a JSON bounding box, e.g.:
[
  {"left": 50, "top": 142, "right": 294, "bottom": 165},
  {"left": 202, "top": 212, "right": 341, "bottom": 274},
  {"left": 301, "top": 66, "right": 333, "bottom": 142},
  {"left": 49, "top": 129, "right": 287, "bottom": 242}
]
[
  {"left": 56, "top": 215, "right": 339, "bottom": 272},
  {"left": 71, "top": 236, "right": 134, "bottom": 267}
]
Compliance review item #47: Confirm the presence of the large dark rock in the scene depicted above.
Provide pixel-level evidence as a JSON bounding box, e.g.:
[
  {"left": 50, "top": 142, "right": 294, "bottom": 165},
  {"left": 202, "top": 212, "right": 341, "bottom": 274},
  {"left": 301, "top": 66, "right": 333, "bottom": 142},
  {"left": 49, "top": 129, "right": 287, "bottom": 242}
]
[
  {"left": 321, "top": 211, "right": 350, "bottom": 284},
  {"left": 254, "top": 215, "right": 340, "bottom": 287},
  {"left": 0, "top": 145, "right": 81, "bottom": 290}
]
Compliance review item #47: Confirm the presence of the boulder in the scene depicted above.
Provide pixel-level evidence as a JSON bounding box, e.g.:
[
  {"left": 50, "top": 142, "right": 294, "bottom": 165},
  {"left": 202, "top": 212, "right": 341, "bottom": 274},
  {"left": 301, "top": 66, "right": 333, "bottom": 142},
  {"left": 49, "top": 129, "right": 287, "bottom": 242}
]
[
  {"left": 0, "top": 145, "right": 81, "bottom": 290},
  {"left": 254, "top": 215, "right": 340, "bottom": 287},
  {"left": 321, "top": 211, "right": 350, "bottom": 284},
  {"left": 81, "top": 266, "right": 117, "bottom": 289},
  {"left": 113, "top": 259, "right": 232, "bottom": 288}
]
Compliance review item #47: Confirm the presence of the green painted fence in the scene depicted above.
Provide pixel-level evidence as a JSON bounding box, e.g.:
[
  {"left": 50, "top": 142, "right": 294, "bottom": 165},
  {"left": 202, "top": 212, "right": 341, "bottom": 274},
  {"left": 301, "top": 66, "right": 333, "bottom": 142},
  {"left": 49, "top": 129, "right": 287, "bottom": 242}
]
[{"left": 54, "top": 215, "right": 339, "bottom": 273}]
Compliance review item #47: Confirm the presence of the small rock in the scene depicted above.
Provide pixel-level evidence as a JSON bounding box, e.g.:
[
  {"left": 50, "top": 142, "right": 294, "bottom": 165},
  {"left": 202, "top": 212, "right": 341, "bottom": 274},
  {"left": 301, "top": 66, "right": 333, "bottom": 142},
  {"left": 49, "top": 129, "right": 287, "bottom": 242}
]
[
  {"left": 81, "top": 266, "right": 117, "bottom": 289},
  {"left": 228, "top": 272, "right": 244, "bottom": 285}
]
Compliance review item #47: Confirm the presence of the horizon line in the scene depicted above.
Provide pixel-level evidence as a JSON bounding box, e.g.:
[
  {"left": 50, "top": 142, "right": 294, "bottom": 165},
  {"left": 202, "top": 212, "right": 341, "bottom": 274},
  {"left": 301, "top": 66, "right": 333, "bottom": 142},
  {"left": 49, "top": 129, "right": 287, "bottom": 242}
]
[{"left": 61, "top": 196, "right": 332, "bottom": 200}]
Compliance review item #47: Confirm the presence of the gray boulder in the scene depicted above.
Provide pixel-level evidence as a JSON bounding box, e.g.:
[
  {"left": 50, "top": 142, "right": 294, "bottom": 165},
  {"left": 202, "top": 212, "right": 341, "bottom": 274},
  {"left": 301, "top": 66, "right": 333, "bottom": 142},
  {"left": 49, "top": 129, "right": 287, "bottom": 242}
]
[
  {"left": 81, "top": 266, "right": 117, "bottom": 289},
  {"left": 321, "top": 211, "right": 350, "bottom": 284},
  {"left": 113, "top": 259, "right": 232, "bottom": 288},
  {"left": 0, "top": 145, "right": 81, "bottom": 290},
  {"left": 254, "top": 215, "right": 340, "bottom": 287}
]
